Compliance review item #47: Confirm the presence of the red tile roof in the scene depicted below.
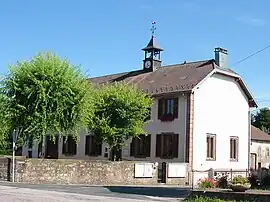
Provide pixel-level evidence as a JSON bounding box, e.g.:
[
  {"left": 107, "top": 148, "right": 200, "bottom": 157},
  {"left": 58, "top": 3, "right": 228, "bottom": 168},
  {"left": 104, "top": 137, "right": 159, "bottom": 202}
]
[
  {"left": 251, "top": 126, "right": 270, "bottom": 142},
  {"left": 89, "top": 59, "right": 215, "bottom": 95},
  {"left": 89, "top": 59, "right": 257, "bottom": 107}
]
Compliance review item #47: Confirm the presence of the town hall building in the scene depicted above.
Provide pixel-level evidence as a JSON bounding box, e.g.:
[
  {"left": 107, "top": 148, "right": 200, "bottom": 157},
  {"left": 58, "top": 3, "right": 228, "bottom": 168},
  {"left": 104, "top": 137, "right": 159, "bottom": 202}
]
[{"left": 22, "top": 23, "right": 257, "bottom": 184}]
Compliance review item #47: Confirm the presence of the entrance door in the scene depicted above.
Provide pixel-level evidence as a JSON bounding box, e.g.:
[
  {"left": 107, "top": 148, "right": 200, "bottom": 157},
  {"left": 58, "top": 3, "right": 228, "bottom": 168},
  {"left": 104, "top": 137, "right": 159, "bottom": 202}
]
[{"left": 45, "top": 136, "right": 59, "bottom": 159}]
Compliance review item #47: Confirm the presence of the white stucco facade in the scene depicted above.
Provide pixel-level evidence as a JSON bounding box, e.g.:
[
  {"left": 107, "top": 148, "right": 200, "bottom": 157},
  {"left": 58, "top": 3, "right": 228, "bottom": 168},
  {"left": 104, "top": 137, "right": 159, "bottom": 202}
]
[
  {"left": 123, "top": 94, "right": 188, "bottom": 163},
  {"left": 192, "top": 73, "right": 250, "bottom": 171}
]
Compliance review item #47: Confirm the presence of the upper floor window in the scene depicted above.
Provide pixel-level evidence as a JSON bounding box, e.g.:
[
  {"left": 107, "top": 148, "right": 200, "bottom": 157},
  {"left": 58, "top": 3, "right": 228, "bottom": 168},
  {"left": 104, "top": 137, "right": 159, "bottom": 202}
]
[
  {"left": 206, "top": 134, "right": 216, "bottom": 160},
  {"left": 158, "top": 98, "right": 178, "bottom": 121},
  {"left": 62, "top": 135, "right": 77, "bottom": 156},
  {"left": 130, "top": 134, "right": 151, "bottom": 158},
  {"left": 85, "top": 134, "right": 102, "bottom": 156},
  {"left": 230, "top": 136, "right": 239, "bottom": 161}
]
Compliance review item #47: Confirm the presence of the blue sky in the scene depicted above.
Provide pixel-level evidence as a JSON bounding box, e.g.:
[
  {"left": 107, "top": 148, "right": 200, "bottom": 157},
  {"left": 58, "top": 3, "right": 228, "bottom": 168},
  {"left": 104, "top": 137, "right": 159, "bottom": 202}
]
[{"left": 0, "top": 0, "right": 269, "bottom": 108}]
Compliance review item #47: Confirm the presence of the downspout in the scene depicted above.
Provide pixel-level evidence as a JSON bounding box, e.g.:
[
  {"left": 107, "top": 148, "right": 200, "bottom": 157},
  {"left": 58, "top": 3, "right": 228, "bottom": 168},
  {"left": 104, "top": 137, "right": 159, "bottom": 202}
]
[{"left": 248, "top": 108, "right": 251, "bottom": 171}]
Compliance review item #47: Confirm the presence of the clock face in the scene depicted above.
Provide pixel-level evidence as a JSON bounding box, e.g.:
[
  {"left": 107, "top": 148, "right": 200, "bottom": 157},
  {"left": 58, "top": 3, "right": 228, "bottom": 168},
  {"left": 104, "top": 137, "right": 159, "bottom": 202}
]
[{"left": 144, "top": 60, "right": 151, "bottom": 68}]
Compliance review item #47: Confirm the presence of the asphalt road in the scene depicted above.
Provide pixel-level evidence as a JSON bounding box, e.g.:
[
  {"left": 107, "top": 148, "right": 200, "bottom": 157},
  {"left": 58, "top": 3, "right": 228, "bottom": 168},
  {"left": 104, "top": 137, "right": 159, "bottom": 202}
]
[{"left": 0, "top": 182, "right": 191, "bottom": 201}]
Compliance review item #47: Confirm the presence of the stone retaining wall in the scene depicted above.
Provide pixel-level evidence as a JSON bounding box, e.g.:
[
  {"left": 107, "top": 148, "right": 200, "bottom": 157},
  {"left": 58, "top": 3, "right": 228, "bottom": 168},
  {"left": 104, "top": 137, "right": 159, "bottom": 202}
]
[
  {"left": 0, "top": 157, "right": 11, "bottom": 181},
  {"left": 15, "top": 159, "right": 159, "bottom": 185}
]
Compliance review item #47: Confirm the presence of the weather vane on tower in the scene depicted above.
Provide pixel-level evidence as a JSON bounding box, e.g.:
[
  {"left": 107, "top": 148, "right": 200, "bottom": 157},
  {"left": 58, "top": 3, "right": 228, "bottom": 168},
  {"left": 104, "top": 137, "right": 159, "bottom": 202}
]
[{"left": 150, "top": 21, "right": 156, "bottom": 36}]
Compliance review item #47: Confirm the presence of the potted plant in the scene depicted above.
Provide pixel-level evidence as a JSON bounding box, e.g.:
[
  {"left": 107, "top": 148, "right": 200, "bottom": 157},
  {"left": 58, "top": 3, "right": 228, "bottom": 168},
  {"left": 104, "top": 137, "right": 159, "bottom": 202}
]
[
  {"left": 229, "top": 175, "right": 251, "bottom": 192},
  {"left": 198, "top": 177, "right": 216, "bottom": 189}
]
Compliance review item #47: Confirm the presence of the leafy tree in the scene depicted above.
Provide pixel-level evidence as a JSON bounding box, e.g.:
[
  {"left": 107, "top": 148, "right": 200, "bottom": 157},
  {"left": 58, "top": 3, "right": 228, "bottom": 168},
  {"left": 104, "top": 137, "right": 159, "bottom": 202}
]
[
  {"left": 252, "top": 107, "right": 270, "bottom": 133},
  {"left": 92, "top": 83, "right": 153, "bottom": 161},
  {"left": 0, "top": 52, "right": 94, "bottom": 147}
]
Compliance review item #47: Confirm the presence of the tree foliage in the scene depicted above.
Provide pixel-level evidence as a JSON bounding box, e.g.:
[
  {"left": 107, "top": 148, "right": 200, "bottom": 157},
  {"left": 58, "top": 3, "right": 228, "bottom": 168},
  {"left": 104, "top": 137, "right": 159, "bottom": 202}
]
[
  {"left": 0, "top": 52, "right": 94, "bottom": 144},
  {"left": 252, "top": 107, "right": 270, "bottom": 133},
  {"left": 92, "top": 83, "right": 153, "bottom": 160}
]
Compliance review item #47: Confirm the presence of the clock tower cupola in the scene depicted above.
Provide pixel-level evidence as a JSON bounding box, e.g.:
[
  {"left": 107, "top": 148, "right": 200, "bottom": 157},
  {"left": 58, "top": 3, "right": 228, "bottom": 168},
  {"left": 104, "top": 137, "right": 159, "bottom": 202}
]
[{"left": 142, "top": 21, "right": 163, "bottom": 71}]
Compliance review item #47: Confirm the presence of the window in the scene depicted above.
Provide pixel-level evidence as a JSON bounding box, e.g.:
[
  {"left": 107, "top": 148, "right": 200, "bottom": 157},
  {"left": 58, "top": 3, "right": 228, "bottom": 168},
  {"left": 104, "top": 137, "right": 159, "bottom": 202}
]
[
  {"left": 28, "top": 137, "right": 33, "bottom": 158},
  {"left": 257, "top": 146, "right": 262, "bottom": 158},
  {"left": 230, "top": 136, "right": 239, "bottom": 161},
  {"left": 130, "top": 135, "right": 151, "bottom": 158},
  {"left": 62, "top": 136, "right": 77, "bottom": 155},
  {"left": 85, "top": 134, "right": 102, "bottom": 156},
  {"left": 206, "top": 134, "right": 216, "bottom": 160},
  {"left": 156, "top": 133, "right": 179, "bottom": 159},
  {"left": 158, "top": 98, "right": 178, "bottom": 121},
  {"left": 266, "top": 148, "right": 270, "bottom": 157}
]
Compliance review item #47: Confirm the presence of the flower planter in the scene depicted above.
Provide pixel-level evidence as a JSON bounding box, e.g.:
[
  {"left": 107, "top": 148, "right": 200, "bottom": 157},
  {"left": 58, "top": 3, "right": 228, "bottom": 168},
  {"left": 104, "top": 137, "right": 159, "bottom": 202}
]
[
  {"left": 229, "top": 183, "right": 251, "bottom": 192},
  {"left": 159, "top": 114, "right": 175, "bottom": 122}
]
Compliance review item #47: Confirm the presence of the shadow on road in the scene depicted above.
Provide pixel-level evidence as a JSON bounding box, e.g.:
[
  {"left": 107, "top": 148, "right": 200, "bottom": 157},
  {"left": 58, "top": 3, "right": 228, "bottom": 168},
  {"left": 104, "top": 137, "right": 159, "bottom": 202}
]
[{"left": 103, "top": 186, "right": 191, "bottom": 198}]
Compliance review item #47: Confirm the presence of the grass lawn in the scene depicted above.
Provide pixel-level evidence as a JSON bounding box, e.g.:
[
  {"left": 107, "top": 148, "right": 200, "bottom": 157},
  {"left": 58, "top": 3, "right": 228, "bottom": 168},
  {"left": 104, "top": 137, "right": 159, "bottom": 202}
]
[{"left": 185, "top": 196, "right": 248, "bottom": 202}]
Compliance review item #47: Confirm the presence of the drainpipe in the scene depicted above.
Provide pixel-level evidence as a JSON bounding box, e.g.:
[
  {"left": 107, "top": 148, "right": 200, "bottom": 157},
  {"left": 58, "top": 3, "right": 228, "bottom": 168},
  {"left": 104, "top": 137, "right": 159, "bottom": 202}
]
[{"left": 248, "top": 109, "right": 251, "bottom": 171}]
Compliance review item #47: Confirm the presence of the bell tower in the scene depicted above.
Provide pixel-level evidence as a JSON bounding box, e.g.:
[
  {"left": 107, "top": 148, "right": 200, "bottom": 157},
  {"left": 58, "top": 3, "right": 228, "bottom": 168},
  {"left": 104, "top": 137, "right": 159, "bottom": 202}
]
[{"left": 142, "top": 21, "right": 163, "bottom": 71}]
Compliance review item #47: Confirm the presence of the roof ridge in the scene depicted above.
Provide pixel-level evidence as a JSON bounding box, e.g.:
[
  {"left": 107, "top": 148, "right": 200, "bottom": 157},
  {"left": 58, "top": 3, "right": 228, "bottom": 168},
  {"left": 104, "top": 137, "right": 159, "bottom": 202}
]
[
  {"left": 161, "top": 59, "right": 214, "bottom": 68},
  {"left": 89, "top": 59, "right": 214, "bottom": 80},
  {"left": 89, "top": 69, "right": 143, "bottom": 80}
]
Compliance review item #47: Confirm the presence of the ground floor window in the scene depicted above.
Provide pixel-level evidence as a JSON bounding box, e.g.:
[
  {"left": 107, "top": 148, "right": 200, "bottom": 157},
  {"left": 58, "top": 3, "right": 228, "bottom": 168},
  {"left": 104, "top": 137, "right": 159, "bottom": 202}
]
[
  {"left": 62, "top": 136, "right": 77, "bottom": 156},
  {"left": 156, "top": 133, "right": 179, "bottom": 159},
  {"left": 85, "top": 134, "right": 102, "bottom": 156},
  {"left": 230, "top": 136, "right": 239, "bottom": 161},
  {"left": 130, "top": 134, "right": 151, "bottom": 158},
  {"left": 206, "top": 134, "right": 216, "bottom": 160}
]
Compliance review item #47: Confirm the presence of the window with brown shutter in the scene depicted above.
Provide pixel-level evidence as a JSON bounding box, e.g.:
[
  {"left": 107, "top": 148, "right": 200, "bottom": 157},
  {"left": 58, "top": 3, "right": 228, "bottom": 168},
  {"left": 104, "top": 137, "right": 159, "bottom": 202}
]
[
  {"left": 62, "top": 136, "right": 77, "bottom": 156},
  {"left": 157, "top": 98, "right": 179, "bottom": 121},
  {"left": 85, "top": 135, "right": 102, "bottom": 156},
  {"left": 156, "top": 134, "right": 162, "bottom": 157},
  {"left": 206, "top": 134, "right": 216, "bottom": 160},
  {"left": 173, "top": 98, "right": 178, "bottom": 118},
  {"left": 230, "top": 136, "right": 239, "bottom": 161},
  {"left": 130, "top": 134, "right": 151, "bottom": 158},
  {"left": 172, "top": 134, "right": 179, "bottom": 158},
  {"left": 144, "top": 135, "right": 151, "bottom": 157},
  {"left": 155, "top": 133, "right": 179, "bottom": 159}
]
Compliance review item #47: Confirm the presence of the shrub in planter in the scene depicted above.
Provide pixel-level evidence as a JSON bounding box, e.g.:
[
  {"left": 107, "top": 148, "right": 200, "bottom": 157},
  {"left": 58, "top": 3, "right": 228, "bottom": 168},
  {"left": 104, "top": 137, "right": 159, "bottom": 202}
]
[
  {"left": 198, "top": 177, "right": 216, "bottom": 189},
  {"left": 230, "top": 175, "right": 251, "bottom": 192},
  {"left": 216, "top": 175, "right": 229, "bottom": 189},
  {"left": 248, "top": 173, "right": 258, "bottom": 188}
]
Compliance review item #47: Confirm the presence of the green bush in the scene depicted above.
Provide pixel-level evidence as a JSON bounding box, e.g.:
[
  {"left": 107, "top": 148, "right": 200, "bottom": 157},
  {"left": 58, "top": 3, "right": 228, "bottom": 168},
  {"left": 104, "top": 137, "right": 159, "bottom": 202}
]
[
  {"left": 231, "top": 175, "right": 249, "bottom": 185},
  {"left": 215, "top": 175, "right": 229, "bottom": 188}
]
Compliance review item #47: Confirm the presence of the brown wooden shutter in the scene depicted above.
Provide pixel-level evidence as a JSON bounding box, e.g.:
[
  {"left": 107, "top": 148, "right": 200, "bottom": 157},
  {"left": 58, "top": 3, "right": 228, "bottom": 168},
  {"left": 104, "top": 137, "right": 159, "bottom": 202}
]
[
  {"left": 144, "top": 134, "right": 151, "bottom": 157},
  {"left": 156, "top": 134, "right": 162, "bottom": 157},
  {"left": 172, "top": 134, "right": 179, "bottom": 158},
  {"left": 85, "top": 135, "right": 90, "bottom": 155},
  {"left": 62, "top": 136, "right": 66, "bottom": 154},
  {"left": 158, "top": 99, "right": 163, "bottom": 119},
  {"left": 130, "top": 138, "right": 135, "bottom": 156},
  {"left": 70, "top": 137, "right": 77, "bottom": 155},
  {"left": 96, "top": 137, "right": 102, "bottom": 156},
  {"left": 173, "top": 98, "right": 179, "bottom": 118}
]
